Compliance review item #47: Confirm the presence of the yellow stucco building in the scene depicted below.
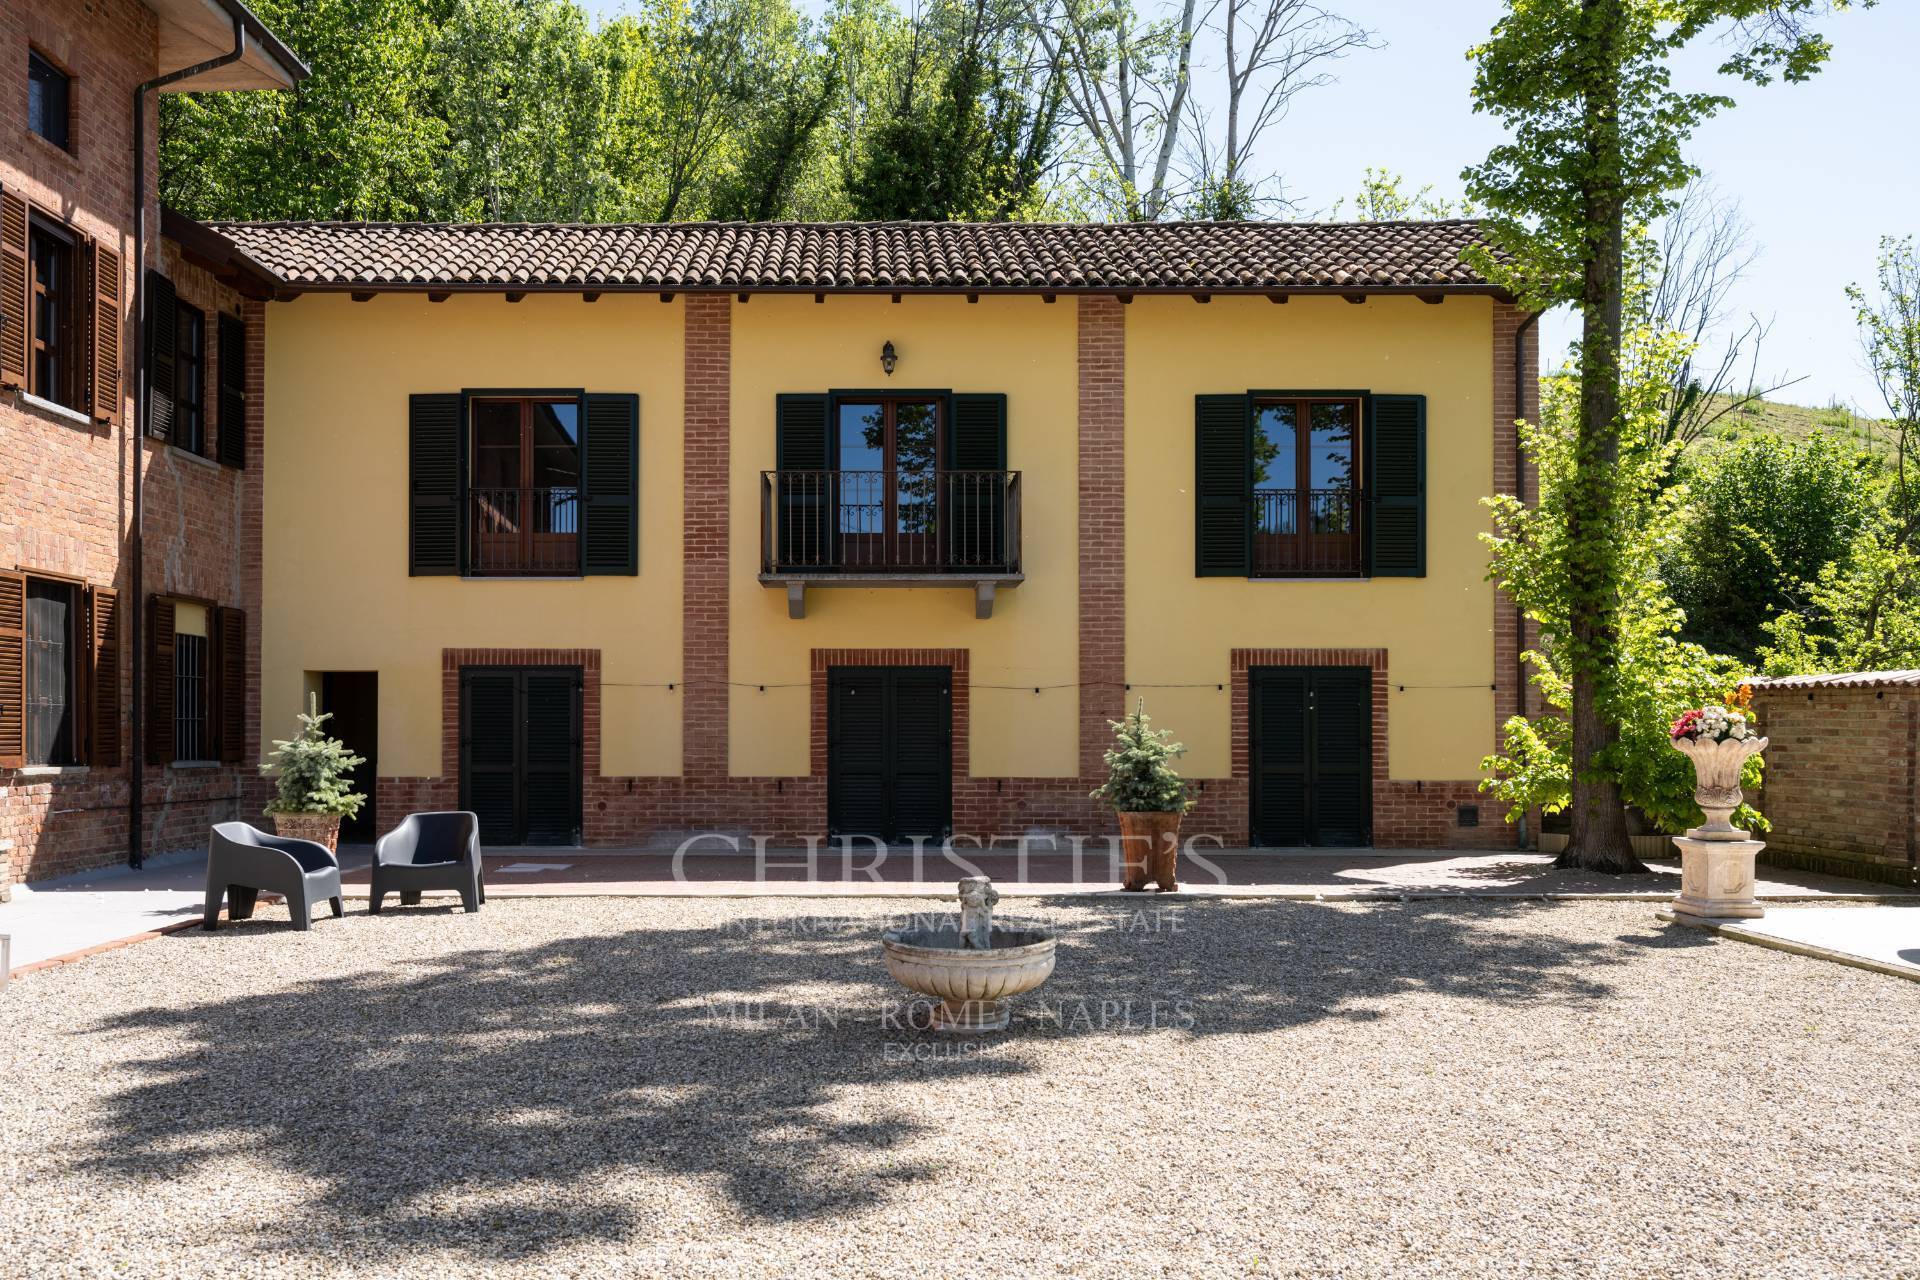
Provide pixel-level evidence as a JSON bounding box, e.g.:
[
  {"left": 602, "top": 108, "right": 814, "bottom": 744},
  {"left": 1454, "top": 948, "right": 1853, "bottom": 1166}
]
[{"left": 211, "top": 219, "right": 1534, "bottom": 849}]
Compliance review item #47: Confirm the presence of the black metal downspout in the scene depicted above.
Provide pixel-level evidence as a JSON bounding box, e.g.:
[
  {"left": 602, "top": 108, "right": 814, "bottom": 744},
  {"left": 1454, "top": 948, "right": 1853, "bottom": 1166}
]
[
  {"left": 1513, "top": 308, "right": 1540, "bottom": 850},
  {"left": 128, "top": 20, "right": 248, "bottom": 869}
]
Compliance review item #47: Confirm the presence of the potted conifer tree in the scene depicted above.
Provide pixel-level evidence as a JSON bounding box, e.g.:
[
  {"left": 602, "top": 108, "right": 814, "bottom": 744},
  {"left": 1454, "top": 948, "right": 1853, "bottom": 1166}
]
[
  {"left": 1091, "top": 700, "right": 1196, "bottom": 892},
  {"left": 261, "top": 695, "right": 367, "bottom": 854}
]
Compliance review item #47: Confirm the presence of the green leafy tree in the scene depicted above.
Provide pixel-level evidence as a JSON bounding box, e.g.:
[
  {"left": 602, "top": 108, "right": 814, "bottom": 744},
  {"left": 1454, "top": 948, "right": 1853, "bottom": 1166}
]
[
  {"left": 1759, "top": 236, "right": 1920, "bottom": 674},
  {"left": 1664, "top": 434, "right": 1877, "bottom": 660},
  {"left": 850, "top": 0, "right": 1065, "bottom": 220},
  {"left": 1090, "top": 701, "right": 1195, "bottom": 814},
  {"left": 434, "top": 0, "right": 619, "bottom": 221},
  {"left": 262, "top": 697, "right": 367, "bottom": 819},
  {"left": 1464, "top": 0, "right": 1859, "bottom": 872},
  {"left": 1330, "top": 168, "right": 1470, "bottom": 221},
  {"left": 1483, "top": 325, "right": 1762, "bottom": 840},
  {"left": 160, "top": 0, "right": 448, "bottom": 221}
]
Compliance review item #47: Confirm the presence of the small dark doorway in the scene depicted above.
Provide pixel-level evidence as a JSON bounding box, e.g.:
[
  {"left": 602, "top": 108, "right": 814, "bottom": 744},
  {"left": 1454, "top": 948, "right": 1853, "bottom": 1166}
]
[
  {"left": 321, "top": 672, "right": 379, "bottom": 843},
  {"left": 459, "top": 666, "right": 582, "bottom": 846},
  {"left": 1249, "top": 665, "right": 1371, "bottom": 847},
  {"left": 827, "top": 665, "right": 952, "bottom": 842}
]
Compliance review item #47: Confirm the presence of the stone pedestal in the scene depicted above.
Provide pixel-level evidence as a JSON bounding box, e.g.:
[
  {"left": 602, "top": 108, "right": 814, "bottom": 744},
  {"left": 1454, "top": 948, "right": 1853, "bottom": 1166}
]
[{"left": 1670, "top": 834, "right": 1767, "bottom": 920}]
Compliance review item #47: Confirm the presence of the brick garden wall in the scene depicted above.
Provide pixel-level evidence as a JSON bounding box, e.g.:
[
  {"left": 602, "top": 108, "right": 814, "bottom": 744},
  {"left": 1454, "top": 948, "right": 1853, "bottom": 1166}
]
[{"left": 1748, "top": 683, "right": 1920, "bottom": 886}]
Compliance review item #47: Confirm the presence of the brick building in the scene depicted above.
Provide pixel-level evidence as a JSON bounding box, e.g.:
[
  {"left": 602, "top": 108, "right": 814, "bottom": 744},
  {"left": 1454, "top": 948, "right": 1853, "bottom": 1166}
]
[{"left": 0, "top": 0, "right": 301, "bottom": 891}]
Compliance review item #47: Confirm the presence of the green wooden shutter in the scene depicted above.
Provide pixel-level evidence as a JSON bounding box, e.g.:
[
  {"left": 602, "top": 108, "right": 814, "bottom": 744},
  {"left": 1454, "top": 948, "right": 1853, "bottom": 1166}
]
[
  {"left": 216, "top": 312, "right": 246, "bottom": 468},
  {"left": 409, "top": 393, "right": 462, "bottom": 575},
  {"left": 144, "top": 271, "right": 177, "bottom": 441},
  {"left": 775, "top": 394, "right": 832, "bottom": 570},
  {"left": 1367, "top": 394, "right": 1426, "bottom": 577},
  {"left": 947, "top": 393, "right": 1008, "bottom": 569},
  {"left": 1195, "top": 394, "right": 1252, "bottom": 577},
  {"left": 582, "top": 393, "right": 639, "bottom": 575}
]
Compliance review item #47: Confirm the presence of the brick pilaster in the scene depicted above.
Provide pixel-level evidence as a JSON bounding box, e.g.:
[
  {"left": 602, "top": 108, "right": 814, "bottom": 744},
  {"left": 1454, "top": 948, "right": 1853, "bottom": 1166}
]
[
  {"left": 683, "top": 295, "right": 732, "bottom": 779},
  {"left": 1077, "top": 296, "right": 1126, "bottom": 778},
  {"left": 1492, "top": 303, "right": 1540, "bottom": 734}
]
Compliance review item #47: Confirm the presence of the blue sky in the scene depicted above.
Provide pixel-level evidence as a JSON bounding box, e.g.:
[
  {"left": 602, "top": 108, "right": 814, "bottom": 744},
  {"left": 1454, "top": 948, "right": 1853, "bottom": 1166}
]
[{"left": 581, "top": 0, "right": 1918, "bottom": 411}]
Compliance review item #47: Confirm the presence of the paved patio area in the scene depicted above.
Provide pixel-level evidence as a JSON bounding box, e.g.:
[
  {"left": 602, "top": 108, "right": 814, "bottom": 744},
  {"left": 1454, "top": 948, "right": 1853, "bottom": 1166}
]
[
  {"left": 5, "top": 896, "right": 1918, "bottom": 1279},
  {"left": 1667, "top": 903, "right": 1920, "bottom": 982},
  {"left": 6, "top": 845, "right": 1910, "bottom": 976}
]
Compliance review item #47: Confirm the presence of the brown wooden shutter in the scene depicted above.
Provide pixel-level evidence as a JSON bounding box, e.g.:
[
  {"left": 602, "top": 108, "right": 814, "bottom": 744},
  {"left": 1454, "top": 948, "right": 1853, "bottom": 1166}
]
[
  {"left": 146, "top": 595, "right": 175, "bottom": 766},
  {"left": 0, "top": 571, "right": 25, "bottom": 767},
  {"left": 88, "top": 586, "right": 121, "bottom": 766},
  {"left": 145, "top": 271, "right": 177, "bottom": 440},
  {"left": 90, "top": 239, "right": 122, "bottom": 424},
  {"left": 216, "top": 606, "right": 245, "bottom": 764},
  {"left": 0, "top": 189, "right": 27, "bottom": 389}
]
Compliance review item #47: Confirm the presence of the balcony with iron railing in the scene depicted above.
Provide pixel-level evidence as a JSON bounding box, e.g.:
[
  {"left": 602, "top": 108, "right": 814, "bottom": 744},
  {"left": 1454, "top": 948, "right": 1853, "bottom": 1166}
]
[
  {"left": 1253, "top": 487, "right": 1365, "bottom": 578},
  {"left": 759, "top": 469, "right": 1024, "bottom": 617},
  {"left": 468, "top": 486, "right": 581, "bottom": 576}
]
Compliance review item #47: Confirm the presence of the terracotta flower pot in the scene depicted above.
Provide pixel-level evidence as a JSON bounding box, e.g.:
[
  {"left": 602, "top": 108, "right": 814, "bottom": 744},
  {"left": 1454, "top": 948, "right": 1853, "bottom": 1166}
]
[
  {"left": 271, "top": 811, "right": 342, "bottom": 854},
  {"left": 1117, "top": 811, "right": 1182, "bottom": 892}
]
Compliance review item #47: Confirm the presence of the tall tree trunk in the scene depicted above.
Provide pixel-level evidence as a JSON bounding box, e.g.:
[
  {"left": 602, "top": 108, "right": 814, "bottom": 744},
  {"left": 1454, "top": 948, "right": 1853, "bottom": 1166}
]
[{"left": 1559, "top": 0, "right": 1642, "bottom": 874}]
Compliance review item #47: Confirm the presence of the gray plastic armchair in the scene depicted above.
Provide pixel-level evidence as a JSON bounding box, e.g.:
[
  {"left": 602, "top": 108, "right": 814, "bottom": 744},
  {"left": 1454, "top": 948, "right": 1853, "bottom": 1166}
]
[
  {"left": 371, "top": 811, "right": 485, "bottom": 914},
  {"left": 203, "top": 822, "right": 344, "bottom": 931}
]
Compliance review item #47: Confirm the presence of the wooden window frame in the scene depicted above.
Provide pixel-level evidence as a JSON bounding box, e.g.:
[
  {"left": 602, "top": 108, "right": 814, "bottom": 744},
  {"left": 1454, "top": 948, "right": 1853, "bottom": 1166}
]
[
  {"left": 22, "top": 573, "right": 82, "bottom": 767},
  {"left": 465, "top": 392, "right": 585, "bottom": 577},
  {"left": 28, "top": 48, "right": 73, "bottom": 154},
  {"left": 172, "top": 299, "right": 206, "bottom": 454},
  {"left": 827, "top": 392, "right": 947, "bottom": 566},
  {"left": 26, "top": 214, "right": 84, "bottom": 412}
]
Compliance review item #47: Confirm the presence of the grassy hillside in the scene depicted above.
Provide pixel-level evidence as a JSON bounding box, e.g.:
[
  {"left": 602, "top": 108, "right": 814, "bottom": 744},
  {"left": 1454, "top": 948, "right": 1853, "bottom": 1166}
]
[{"left": 1693, "top": 393, "right": 1899, "bottom": 461}]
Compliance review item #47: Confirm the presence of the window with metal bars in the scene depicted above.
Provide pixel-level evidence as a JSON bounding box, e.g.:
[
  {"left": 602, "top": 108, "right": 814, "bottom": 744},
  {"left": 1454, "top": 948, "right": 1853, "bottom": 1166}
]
[
  {"left": 25, "top": 579, "right": 77, "bottom": 766},
  {"left": 174, "top": 632, "right": 208, "bottom": 762}
]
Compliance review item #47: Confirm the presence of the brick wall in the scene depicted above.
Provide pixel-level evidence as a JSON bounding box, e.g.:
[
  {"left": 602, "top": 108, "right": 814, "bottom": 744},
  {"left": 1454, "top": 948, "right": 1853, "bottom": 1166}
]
[
  {"left": 1078, "top": 296, "right": 1126, "bottom": 780},
  {"left": 682, "top": 294, "right": 730, "bottom": 782},
  {"left": 0, "top": 0, "right": 263, "bottom": 886},
  {"left": 1748, "top": 683, "right": 1920, "bottom": 886}
]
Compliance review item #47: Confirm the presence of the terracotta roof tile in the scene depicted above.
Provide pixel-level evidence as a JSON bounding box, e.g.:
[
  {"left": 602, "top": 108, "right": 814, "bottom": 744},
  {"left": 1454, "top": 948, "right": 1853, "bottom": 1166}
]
[
  {"left": 1748, "top": 670, "right": 1920, "bottom": 690},
  {"left": 207, "top": 219, "right": 1508, "bottom": 296}
]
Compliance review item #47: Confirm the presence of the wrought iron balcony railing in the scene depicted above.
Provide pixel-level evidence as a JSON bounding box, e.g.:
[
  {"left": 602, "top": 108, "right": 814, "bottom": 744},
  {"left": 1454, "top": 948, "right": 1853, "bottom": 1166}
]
[
  {"left": 468, "top": 486, "right": 581, "bottom": 576},
  {"left": 1253, "top": 487, "right": 1365, "bottom": 577},
  {"left": 760, "top": 470, "right": 1023, "bottom": 575}
]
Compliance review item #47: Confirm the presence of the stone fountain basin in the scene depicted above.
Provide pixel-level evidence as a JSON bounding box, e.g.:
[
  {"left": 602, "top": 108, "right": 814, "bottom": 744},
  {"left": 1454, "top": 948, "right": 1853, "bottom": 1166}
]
[{"left": 880, "top": 926, "right": 1057, "bottom": 1031}]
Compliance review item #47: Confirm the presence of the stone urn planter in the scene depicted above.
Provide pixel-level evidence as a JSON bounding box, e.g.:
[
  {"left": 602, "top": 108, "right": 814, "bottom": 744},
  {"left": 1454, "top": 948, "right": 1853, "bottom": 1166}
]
[
  {"left": 1117, "top": 811, "right": 1182, "bottom": 892},
  {"left": 271, "top": 811, "right": 342, "bottom": 855},
  {"left": 881, "top": 878, "right": 1056, "bottom": 1033},
  {"left": 1668, "top": 720, "right": 1768, "bottom": 921}
]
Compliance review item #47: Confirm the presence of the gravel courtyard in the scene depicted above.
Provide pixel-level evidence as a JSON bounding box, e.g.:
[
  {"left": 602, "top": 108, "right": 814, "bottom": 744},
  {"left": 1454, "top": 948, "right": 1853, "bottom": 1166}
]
[{"left": 5, "top": 897, "right": 1917, "bottom": 1279}]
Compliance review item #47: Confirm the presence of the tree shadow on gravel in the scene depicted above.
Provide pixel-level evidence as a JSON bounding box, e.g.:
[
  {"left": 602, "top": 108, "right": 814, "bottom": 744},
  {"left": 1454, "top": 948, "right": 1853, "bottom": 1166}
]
[{"left": 75, "top": 896, "right": 1653, "bottom": 1263}]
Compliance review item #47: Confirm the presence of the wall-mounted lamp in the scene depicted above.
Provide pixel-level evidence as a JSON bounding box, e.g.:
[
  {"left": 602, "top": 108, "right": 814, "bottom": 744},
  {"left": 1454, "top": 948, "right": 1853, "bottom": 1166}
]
[{"left": 881, "top": 340, "right": 898, "bottom": 377}]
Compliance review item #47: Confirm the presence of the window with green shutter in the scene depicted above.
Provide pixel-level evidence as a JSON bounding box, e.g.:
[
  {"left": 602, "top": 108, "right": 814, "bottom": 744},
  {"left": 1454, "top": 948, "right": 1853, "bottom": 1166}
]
[{"left": 1195, "top": 389, "right": 1426, "bottom": 580}]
